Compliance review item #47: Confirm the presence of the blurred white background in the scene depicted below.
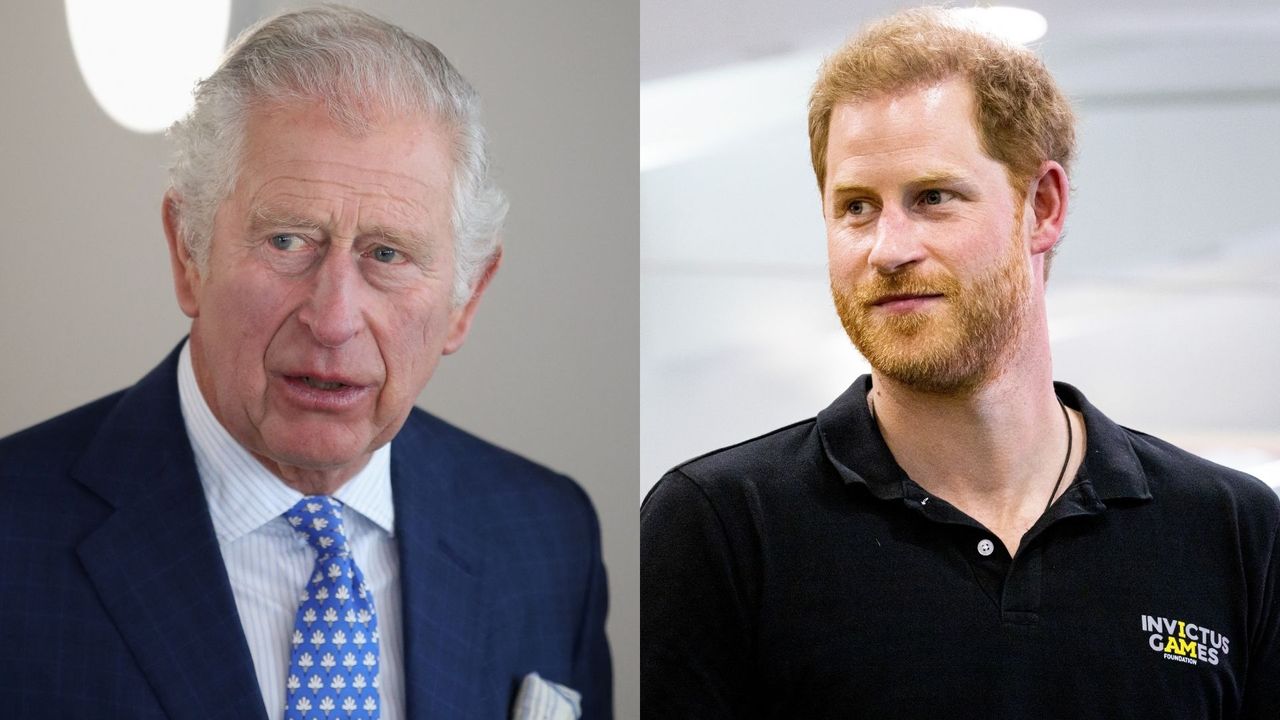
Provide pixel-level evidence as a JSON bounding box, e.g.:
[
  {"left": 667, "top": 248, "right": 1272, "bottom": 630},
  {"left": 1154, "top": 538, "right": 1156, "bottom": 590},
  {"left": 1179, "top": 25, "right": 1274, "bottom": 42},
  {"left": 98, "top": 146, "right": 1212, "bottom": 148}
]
[{"left": 641, "top": 1, "right": 1280, "bottom": 496}]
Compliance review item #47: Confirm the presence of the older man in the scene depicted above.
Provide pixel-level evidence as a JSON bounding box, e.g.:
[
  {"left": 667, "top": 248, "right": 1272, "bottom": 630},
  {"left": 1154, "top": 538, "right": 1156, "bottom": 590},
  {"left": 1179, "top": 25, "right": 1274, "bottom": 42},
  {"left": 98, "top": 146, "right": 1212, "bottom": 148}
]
[
  {"left": 0, "top": 7, "right": 608, "bottom": 720},
  {"left": 641, "top": 9, "right": 1280, "bottom": 719}
]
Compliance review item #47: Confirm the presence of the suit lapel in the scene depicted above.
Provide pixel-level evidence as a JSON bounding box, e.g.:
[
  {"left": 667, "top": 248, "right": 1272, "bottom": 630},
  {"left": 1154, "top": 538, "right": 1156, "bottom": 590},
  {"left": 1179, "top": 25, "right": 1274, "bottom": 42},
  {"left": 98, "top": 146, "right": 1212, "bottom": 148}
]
[
  {"left": 393, "top": 413, "right": 488, "bottom": 718},
  {"left": 73, "top": 346, "right": 268, "bottom": 720}
]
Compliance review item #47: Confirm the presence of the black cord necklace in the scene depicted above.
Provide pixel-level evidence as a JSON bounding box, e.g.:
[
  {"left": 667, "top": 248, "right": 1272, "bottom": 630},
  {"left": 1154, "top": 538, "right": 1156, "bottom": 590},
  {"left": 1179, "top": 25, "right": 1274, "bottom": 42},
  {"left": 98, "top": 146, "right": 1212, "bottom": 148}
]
[
  {"left": 1045, "top": 397, "right": 1072, "bottom": 513},
  {"left": 868, "top": 395, "right": 1073, "bottom": 513}
]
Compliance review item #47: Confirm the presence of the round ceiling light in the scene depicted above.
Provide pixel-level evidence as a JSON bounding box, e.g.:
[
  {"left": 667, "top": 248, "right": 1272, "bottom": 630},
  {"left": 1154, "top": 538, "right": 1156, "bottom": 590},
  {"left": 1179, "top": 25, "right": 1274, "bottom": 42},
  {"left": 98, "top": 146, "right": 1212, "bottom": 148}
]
[
  {"left": 65, "top": 0, "right": 232, "bottom": 134},
  {"left": 949, "top": 6, "right": 1048, "bottom": 45}
]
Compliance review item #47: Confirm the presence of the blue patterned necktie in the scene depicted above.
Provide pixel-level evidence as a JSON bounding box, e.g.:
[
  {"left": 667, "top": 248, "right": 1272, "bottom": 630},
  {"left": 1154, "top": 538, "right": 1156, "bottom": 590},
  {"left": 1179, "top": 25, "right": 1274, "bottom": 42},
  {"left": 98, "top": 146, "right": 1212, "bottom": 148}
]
[{"left": 284, "top": 496, "right": 381, "bottom": 720}]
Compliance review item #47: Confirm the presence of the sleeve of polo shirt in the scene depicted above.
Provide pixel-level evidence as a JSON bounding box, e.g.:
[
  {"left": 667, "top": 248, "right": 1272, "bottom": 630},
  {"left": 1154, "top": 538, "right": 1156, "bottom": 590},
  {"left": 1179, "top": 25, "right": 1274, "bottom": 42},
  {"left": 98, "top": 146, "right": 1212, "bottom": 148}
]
[
  {"left": 1242, "top": 518, "right": 1280, "bottom": 719},
  {"left": 641, "top": 470, "right": 759, "bottom": 720}
]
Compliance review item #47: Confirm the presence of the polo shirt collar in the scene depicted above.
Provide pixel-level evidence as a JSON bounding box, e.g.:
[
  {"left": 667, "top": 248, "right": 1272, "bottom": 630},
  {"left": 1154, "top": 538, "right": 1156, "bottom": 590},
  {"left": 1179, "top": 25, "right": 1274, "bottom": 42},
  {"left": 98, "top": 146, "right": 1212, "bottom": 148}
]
[
  {"left": 817, "top": 375, "right": 910, "bottom": 502},
  {"left": 817, "top": 374, "right": 1152, "bottom": 505},
  {"left": 177, "top": 340, "right": 396, "bottom": 544}
]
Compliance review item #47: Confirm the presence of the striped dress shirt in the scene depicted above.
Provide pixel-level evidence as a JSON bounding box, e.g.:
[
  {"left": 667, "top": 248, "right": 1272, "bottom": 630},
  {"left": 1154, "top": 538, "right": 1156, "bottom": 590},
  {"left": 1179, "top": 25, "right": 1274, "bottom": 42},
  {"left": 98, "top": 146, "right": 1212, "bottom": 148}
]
[{"left": 176, "top": 342, "right": 405, "bottom": 720}]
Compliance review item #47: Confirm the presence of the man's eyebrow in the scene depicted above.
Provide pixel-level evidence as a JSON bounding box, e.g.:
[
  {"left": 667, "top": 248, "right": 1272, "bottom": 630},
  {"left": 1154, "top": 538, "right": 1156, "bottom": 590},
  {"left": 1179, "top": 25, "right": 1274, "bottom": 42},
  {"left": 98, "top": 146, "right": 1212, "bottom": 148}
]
[
  {"left": 366, "top": 223, "right": 430, "bottom": 250},
  {"left": 828, "top": 182, "right": 877, "bottom": 198},
  {"left": 828, "top": 171, "right": 974, "bottom": 196},
  {"left": 248, "top": 207, "right": 323, "bottom": 232},
  {"left": 906, "top": 171, "right": 971, "bottom": 189}
]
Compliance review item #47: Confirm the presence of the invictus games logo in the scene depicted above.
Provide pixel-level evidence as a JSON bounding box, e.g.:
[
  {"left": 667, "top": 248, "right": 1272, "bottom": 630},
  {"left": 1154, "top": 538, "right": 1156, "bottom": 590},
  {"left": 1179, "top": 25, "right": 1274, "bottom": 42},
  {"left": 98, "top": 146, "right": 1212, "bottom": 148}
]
[{"left": 1142, "top": 615, "right": 1230, "bottom": 666}]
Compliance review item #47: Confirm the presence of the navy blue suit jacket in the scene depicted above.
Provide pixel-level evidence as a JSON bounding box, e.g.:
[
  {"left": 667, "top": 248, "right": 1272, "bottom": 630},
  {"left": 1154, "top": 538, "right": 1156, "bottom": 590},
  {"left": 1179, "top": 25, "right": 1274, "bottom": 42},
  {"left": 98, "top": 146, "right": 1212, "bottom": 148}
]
[{"left": 0, "top": 344, "right": 611, "bottom": 719}]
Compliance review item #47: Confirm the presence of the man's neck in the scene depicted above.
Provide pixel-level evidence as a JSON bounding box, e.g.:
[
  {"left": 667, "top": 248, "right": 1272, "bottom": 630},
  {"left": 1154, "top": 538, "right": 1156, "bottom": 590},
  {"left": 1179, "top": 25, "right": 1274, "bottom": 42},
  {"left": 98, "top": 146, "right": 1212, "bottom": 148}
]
[
  {"left": 252, "top": 451, "right": 371, "bottom": 496},
  {"left": 868, "top": 339, "right": 1085, "bottom": 556}
]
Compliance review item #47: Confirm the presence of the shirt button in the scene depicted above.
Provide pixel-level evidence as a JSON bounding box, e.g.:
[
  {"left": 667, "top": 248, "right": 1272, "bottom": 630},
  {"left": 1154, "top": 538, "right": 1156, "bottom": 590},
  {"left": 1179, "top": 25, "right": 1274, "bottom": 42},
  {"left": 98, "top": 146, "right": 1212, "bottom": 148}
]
[{"left": 977, "top": 539, "right": 995, "bottom": 557}]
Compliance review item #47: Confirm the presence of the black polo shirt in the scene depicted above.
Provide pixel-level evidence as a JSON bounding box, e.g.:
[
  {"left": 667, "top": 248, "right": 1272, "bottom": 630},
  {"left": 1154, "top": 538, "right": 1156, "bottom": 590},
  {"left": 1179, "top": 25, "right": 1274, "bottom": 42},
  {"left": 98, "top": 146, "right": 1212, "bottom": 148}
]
[{"left": 641, "top": 376, "right": 1280, "bottom": 719}]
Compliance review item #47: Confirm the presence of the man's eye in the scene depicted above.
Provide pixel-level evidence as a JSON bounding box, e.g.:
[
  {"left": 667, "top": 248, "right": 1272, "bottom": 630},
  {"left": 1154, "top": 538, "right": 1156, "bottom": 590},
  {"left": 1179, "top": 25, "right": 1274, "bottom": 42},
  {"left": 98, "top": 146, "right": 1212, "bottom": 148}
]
[
  {"left": 848, "top": 200, "right": 871, "bottom": 215},
  {"left": 920, "top": 189, "right": 954, "bottom": 206},
  {"left": 269, "top": 234, "right": 306, "bottom": 251},
  {"left": 369, "top": 246, "right": 401, "bottom": 264}
]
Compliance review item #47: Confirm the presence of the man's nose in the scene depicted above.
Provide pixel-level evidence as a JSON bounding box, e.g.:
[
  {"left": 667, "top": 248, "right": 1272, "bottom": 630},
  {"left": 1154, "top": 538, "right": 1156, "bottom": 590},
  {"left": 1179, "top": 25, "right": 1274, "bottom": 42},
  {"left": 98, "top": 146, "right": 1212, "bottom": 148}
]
[
  {"left": 866, "top": 205, "right": 927, "bottom": 274},
  {"left": 297, "top": 249, "right": 363, "bottom": 347}
]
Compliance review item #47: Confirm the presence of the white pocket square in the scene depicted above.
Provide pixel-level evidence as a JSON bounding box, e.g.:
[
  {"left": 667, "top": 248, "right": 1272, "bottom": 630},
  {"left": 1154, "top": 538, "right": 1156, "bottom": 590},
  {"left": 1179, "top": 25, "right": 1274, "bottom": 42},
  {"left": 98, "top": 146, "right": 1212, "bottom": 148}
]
[{"left": 511, "top": 672, "right": 582, "bottom": 720}]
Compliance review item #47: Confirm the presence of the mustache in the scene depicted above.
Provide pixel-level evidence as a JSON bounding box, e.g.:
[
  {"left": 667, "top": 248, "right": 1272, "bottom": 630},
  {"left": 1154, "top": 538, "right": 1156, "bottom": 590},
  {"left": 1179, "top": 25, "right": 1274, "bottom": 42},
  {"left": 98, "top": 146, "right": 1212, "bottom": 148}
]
[{"left": 848, "top": 272, "right": 961, "bottom": 306}]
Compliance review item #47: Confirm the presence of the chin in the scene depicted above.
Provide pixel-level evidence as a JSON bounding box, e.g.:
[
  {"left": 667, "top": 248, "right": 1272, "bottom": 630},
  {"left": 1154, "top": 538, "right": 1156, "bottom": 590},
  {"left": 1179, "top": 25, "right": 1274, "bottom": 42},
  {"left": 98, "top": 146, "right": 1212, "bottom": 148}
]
[
  {"left": 260, "top": 425, "right": 379, "bottom": 472},
  {"left": 877, "top": 364, "right": 985, "bottom": 395},
  {"left": 855, "top": 334, "right": 988, "bottom": 394}
]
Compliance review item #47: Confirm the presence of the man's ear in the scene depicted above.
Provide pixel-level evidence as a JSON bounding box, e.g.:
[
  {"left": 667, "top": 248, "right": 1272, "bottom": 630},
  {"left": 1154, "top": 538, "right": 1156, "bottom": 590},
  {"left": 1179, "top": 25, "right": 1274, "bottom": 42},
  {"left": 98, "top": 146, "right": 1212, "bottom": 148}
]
[
  {"left": 443, "top": 247, "right": 502, "bottom": 355},
  {"left": 162, "top": 189, "right": 202, "bottom": 318},
  {"left": 1026, "top": 160, "right": 1069, "bottom": 258}
]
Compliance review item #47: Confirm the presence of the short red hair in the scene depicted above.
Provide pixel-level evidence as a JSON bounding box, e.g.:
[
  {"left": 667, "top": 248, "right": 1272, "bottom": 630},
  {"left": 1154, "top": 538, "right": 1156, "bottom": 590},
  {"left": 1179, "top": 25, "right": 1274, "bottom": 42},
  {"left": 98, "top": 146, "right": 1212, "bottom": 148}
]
[{"left": 809, "top": 7, "right": 1076, "bottom": 199}]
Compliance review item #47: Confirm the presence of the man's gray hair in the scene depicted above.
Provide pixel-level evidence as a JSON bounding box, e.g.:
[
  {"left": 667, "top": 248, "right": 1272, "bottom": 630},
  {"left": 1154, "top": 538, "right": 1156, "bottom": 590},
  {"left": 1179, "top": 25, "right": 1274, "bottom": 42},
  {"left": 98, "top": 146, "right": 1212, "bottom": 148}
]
[{"left": 168, "top": 4, "right": 507, "bottom": 304}]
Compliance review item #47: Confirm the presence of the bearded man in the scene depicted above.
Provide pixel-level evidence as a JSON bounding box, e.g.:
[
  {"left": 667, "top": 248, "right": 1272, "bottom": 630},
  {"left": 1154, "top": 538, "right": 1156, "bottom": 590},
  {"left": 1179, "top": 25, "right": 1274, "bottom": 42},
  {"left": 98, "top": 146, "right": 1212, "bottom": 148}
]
[{"left": 641, "top": 9, "right": 1280, "bottom": 719}]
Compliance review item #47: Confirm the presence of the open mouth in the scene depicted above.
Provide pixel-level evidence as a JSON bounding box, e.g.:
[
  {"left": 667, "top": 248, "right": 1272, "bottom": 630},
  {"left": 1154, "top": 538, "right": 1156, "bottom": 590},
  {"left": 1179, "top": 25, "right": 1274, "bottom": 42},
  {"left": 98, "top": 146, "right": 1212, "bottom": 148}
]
[
  {"left": 296, "top": 376, "right": 351, "bottom": 391},
  {"left": 278, "top": 373, "right": 370, "bottom": 410}
]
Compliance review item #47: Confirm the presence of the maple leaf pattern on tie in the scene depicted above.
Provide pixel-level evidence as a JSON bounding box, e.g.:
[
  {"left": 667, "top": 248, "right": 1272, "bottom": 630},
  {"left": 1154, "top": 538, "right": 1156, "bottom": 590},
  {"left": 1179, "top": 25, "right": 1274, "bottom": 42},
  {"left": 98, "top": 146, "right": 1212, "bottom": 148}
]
[{"left": 285, "top": 496, "right": 380, "bottom": 720}]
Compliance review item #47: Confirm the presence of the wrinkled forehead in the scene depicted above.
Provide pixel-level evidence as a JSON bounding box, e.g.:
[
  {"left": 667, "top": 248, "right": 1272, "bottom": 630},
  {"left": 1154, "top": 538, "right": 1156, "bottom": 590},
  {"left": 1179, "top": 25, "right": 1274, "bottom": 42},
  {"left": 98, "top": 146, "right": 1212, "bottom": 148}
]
[{"left": 220, "top": 101, "right": 456, "bottom": 237}]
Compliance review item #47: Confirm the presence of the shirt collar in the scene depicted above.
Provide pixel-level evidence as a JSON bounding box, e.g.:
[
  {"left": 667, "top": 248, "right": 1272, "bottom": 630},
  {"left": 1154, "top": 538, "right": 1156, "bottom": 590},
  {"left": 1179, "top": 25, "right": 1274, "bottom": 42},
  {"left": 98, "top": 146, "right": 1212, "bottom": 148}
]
[
  {"left": 816, "top": 374, "right": 1152, "bottom": 505},
  {"left": 177, "top": 340, "right": 396, "bottom": 543}
]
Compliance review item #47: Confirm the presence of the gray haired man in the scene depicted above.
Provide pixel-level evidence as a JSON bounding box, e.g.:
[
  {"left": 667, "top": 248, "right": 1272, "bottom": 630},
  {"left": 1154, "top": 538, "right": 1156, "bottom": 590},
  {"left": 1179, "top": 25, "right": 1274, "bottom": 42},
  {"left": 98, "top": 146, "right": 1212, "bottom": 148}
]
[{"left": 0, "top": 6, "right": 611, "bottom": 719}]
